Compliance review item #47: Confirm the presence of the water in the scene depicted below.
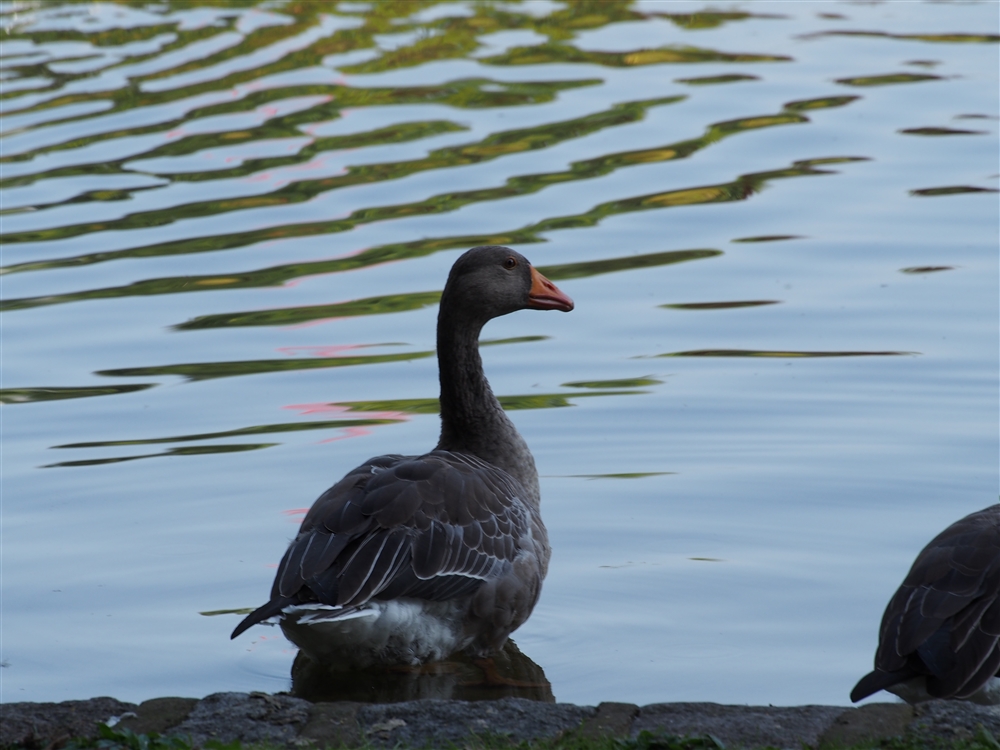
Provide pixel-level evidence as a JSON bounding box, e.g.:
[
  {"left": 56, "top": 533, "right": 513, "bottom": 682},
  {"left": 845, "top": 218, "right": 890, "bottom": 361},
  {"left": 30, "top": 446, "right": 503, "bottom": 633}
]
[{"left": 1, "top": 0, "right": 997, "bottom": 707}]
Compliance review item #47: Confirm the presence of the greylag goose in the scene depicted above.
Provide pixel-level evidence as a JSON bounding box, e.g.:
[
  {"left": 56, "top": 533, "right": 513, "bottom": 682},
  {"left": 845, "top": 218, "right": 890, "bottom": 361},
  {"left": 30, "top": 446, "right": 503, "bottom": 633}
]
[
  {"left": 231, "top": 246, "right": 574, "bottom": 669},
  {"left": 851, "top": 504, "right": 1000, "bottom": 704}
]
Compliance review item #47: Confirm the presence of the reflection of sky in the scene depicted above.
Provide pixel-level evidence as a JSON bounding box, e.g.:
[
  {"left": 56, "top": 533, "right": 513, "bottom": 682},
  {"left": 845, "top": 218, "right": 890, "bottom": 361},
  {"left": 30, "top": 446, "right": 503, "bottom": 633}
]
[
  {"left": 471, "top": 29, "right": 550, "bottom": 58},
  {"left": 0, "top": 0, "right": 997, "bottom": 708},
  {"left": 140, "top": 15, "right": 360, "bottom": 93}
]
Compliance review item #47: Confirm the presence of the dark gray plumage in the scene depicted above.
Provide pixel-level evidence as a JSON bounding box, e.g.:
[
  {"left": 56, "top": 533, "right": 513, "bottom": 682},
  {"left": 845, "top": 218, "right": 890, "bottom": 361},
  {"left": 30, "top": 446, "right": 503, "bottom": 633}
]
[
  {"left": 851, "top": 504, "right": 1000, "bottom": 704},
  {"left": 232, "top": 246, "right": 573, "bottom": 668}
]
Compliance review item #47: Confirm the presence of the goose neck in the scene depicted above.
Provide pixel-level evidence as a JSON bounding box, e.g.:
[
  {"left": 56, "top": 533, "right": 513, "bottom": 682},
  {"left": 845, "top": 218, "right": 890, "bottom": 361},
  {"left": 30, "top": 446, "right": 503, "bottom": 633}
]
[{"left": 435, "top": 314, "right": 539, "bottom": 505}]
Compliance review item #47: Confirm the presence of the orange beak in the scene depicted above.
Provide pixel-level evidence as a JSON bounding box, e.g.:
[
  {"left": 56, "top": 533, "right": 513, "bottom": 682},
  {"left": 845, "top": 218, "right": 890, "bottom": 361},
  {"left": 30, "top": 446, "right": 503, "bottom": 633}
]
[{"left": 528, "top": 267, "right": 574, "bottom": 312}]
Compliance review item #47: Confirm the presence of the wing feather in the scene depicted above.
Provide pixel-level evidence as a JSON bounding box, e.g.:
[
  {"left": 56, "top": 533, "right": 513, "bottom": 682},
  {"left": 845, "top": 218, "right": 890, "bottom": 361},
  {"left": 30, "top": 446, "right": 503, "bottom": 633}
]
[
  {"left": 232, "top": 449, "right": 537, "bottom": 639},
  {"left": 866, "top": 504, "right": 1000, "bottom": 700},
  {"left": 338, "top": 533, "right": 391, "bottom": 605}
]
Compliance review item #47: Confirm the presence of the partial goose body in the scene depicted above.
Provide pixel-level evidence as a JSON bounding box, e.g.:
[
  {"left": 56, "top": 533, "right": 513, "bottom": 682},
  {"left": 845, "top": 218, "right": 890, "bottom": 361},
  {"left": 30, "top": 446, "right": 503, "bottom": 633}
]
[
  {"left": 851, "top": 504, "right": 1000, "bottom": 704},
  {"left": 232, "top": 246, "right": 573, "bottom": 668}
]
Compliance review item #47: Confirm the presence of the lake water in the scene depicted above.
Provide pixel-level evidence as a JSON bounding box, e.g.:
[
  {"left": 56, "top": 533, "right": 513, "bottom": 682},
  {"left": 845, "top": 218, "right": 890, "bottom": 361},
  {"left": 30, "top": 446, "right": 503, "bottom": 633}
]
[{"left": 1, "top": 0, "right": 997, "bottom": 708}]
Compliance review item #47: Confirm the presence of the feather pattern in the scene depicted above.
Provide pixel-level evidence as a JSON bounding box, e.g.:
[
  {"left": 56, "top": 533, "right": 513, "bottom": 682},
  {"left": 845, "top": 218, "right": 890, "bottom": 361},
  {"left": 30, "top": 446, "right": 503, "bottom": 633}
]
[{"left": 851, "top": 504, "right": 1000, "bottom": 704}]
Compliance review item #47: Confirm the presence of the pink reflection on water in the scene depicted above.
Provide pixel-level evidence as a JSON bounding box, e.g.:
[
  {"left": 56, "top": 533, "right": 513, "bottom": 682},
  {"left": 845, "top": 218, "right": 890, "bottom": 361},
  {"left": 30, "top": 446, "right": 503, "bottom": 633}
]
[
  {"left": 283, "top": 316, "right": 351, "bottom": 329},
  {"left": 288, "top": 155, "right": 344, "bottom": 173},
  {"left": 318, "top": 426, "right": 371, "bottom": 444},
  {"left": 282, "top": 402, "right": 412, "bottom": 449},
  {"left": 276, "top": 344, "right": 363, "bottom": 357},
  {"left": 285, "top": 402, "right": 355, "bottom": 416},
  {"left": 284, "top": 402, "right": 411, "bottom": 422},
  {"left": 243, "top": 171, "right": 280, "bottom": 184}
]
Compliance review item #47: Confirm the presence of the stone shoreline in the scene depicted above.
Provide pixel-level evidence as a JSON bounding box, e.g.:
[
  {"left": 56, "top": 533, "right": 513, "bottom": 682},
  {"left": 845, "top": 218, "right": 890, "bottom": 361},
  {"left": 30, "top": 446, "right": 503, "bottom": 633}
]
[{"left": 3, "top": 693, "right": 1000, "bottom": 749}]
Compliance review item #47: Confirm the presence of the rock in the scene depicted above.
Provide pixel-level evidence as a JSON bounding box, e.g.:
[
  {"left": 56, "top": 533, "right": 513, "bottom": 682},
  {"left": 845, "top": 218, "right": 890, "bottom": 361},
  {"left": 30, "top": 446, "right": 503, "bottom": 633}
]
[
  {"left": 356, "top": 697, "right": 595, "bottom": 747},
  {"left": 633, "top": 702, "right": 847, "bottom": 750},
  {"left": 170, "top": 691, "right": 311, "bottom": 746},
  {"left": 908, "top": 700, "right": 1000, "bottom": 743},
  {"left": 818, "top": 703, "right": 913, "bottom": 747},
  {"left": 0, "top": 697, "right": 137, "bottom": 749},
  {"left": 3, "top": 692, "right": 1000, "bottom": 749},
  {"left": 299, "top": 702, "right": 363, "bottom": 748},
  {"left": 579, "top": 702, "right": 640, "bottom": 739},
  {"left": 117, "top": 697, "right": 199, "bottom": 736}
]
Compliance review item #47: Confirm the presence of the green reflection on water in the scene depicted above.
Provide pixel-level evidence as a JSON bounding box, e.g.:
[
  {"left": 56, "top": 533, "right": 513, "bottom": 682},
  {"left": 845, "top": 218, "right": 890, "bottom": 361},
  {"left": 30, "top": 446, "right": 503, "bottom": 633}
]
[
  {"left": 899, "top": 127, "right": 987, "bottom": 136},
  {"left": 54, "top": 418, "right": 403, "bottom": 448},
  {"left": 661, "top": 300, "right": 779, "bottom": 310},
  {"left": 0, "top": 0, "right": 794, "bottom": 171},
  {"left": 654, "top": 349, "right": 915, "bottom": 358},
  {"left": 1, "top": 94, "right": 674, "bottom": 251},
  {"left": 655, "top": 10, "right": 785, "bottom": 30},
  {"left": 835, "top": 73, "right": 942, "bottom": 87},
  {"left": 0, "top": 145, "right": 850, "bottom": 311},
  {"left": 44, "top": 443, "right": 276, "bottom": 468},
  {"left": 200, "top": 607, "right": 254, "bottom": 617},
  {"left": 567, "top": 472, "right": 673, "bottom": 479},
  {"left": 333, "top": 3, "right": 788, "bottom": 74},
  {"left": 48, "top": 385, "right": 648, "bottom": 466},
  {"left": 482, "top": 43, "right": 790, "bottom": 68},
  {"left": 815, "top": 31, "right": 1000, "bottom": 44},
  {"left": 540, "top": 249, "right": 721, "bottom": 281},
  {"left": 97, "top": 348, "right": 435, "bottom": 381},
  {"left": 563, "top": 377, "right": 663, "bottom": 389},
  {"left": 731, "top": 235, "right": 802, "bottom": 243},
  {"left": 333, "top": 390, "right": 643, "bottom": 415},
  {"left": 1, "top": 97, "right": 841, "bottom": 306},
  {"left": 910, "top": 186, "right": 999, "bottom": 197},
  {"left": 675, "top": 74, "right": 758, "bottom": 86},
  {"left": 176, "top": 291, "right": 444, "bottom": 330},
  {"left": 0, "top": 384, "right": 154, "bottom": 404},
  {"left": 123, "top": 120, "right": 471, "bottom": 184},
  {"left": 0, "top": 76, "right": 598, "bottom": 171},
  {"left": 900, "top": 266, "right": 953, "bottom": 274},
  {"left": 174, "top": 249, "right": 718, "bottom": 330},
  {"left": 783, "top": 95, "right": 860, "bottom": 111},
  {"left": 97, "top": 336, "right": 543, "bottom": 381},
  {"left": 0, "top": 1, "right": 868, "bottom": 332}
]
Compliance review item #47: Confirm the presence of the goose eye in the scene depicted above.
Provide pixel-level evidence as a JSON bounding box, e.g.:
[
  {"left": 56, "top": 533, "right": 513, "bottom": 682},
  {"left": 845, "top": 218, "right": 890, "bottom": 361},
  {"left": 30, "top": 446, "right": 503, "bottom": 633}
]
[{"left": 503, "top": 257, "right": 518, "bottom": 270}]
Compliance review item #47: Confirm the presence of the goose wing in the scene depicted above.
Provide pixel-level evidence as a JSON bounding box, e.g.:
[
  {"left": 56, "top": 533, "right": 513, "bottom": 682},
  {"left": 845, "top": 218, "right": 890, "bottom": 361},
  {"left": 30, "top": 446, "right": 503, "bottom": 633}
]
[
  {"left": 852, "top": 504, "right": 1000, "bottom": 701},
  {"left": 231, "top": 450, "right": 534, "bottom": 638}
]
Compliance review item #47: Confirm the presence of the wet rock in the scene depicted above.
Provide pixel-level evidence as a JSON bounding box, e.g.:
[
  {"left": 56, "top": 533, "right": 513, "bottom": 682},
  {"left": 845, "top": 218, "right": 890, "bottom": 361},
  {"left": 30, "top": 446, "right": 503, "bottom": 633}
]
[
  {"left": 170, "top": 691, "right": 311, "bottom": 746},
  {"left": 117, "top": 697, "right": 199, "bottom": 736},
  {"left": 356, "top": 697, "right": 595, "bottom": 747},
  {"left": 633, "top": 702, "right": 846, "bottom": 750},
  {"left": 0, "top": 697, "right": 136, "bottom": 749}
]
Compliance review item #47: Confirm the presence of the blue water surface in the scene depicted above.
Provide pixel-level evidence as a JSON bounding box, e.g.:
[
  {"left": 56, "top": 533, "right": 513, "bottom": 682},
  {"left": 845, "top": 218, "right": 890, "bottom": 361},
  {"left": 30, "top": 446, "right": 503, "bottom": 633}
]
[{"left": 1, "top": 0, "right": 997, "bottom": 706}]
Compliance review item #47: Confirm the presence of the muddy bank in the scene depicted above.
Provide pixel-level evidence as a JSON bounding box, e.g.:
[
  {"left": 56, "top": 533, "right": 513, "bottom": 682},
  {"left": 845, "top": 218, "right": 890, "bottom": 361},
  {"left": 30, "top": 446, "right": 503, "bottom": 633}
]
[{"left": 3, "top": 693, "right": 1000, "bottom": 749}]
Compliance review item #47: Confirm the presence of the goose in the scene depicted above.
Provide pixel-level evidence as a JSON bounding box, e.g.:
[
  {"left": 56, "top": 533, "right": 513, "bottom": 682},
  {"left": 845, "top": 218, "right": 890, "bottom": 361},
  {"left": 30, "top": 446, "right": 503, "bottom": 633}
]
[
  {"left": 850, "top": 504, "right": 1000, "bottom": 704},
  {"left": 231, "top": 246, "right": 574, "bottom": 669}
]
